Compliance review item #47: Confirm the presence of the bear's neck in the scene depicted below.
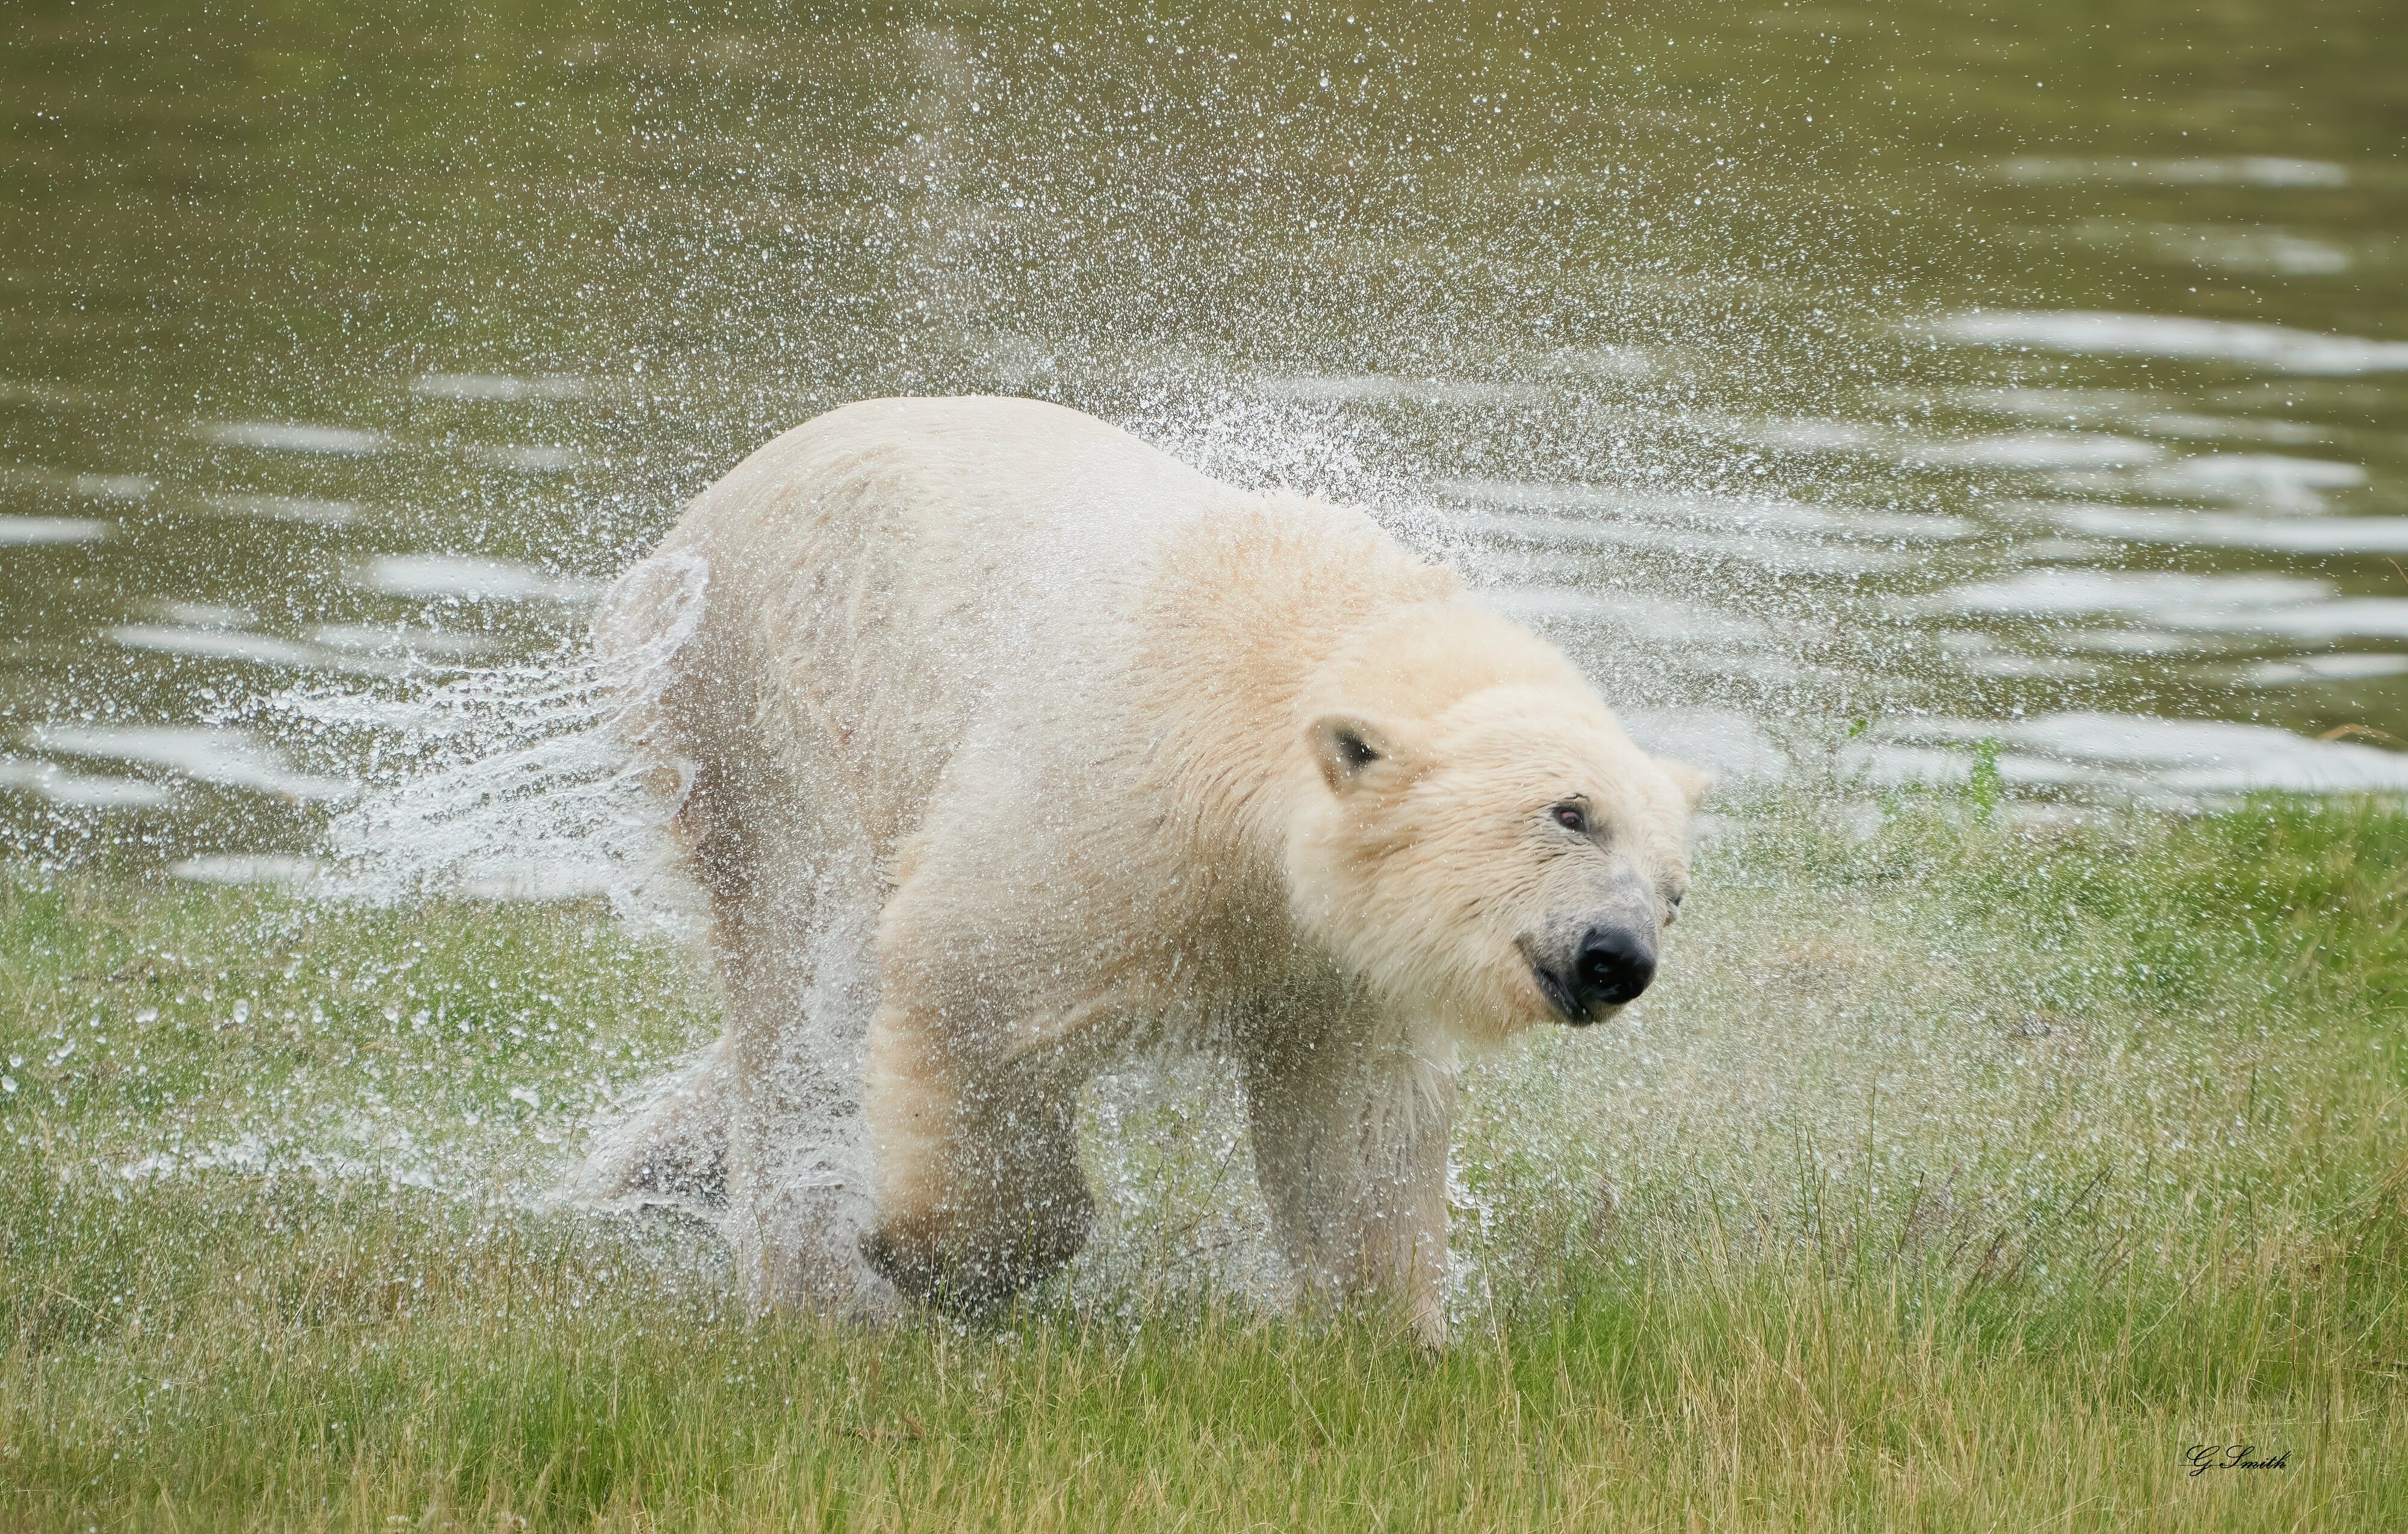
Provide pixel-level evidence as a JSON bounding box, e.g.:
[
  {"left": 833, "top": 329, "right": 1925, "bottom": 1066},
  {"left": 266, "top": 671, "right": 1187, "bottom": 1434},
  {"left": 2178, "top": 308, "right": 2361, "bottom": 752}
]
[{"left": 1128, "top": 496, "right": 1460, "bottom": 938}]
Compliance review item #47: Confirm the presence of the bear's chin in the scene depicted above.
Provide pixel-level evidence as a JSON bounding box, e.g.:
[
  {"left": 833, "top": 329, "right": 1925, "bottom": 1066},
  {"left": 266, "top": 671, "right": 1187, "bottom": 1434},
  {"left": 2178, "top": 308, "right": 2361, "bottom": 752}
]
[{"left": 1419, "top": 979, "right": 1569, "bottom": 1053}]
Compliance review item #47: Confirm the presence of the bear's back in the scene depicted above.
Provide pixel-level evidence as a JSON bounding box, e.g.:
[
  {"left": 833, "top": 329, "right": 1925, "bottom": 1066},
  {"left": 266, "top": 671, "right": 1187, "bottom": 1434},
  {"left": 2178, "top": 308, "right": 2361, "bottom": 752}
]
[{"left": 625, "top": 398, "right": 1311, "bottom": 858}]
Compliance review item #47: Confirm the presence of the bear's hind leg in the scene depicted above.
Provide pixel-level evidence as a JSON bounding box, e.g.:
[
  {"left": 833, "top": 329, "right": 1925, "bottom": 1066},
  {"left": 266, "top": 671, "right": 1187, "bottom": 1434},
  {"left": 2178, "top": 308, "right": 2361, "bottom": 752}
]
[
  {"left": 860, "top": 1005, "right": 1094, "bottom": 1311},
  {"left": 706, "top": 812, "right": 893, "bottom": 1320}
]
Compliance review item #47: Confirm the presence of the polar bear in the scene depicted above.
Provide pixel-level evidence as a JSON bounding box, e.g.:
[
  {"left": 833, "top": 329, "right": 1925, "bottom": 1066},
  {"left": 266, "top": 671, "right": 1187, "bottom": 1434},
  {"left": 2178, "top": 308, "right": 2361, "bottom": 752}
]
[{"left": 575, "top": 396, "right": 1703, "bottom": 1345}]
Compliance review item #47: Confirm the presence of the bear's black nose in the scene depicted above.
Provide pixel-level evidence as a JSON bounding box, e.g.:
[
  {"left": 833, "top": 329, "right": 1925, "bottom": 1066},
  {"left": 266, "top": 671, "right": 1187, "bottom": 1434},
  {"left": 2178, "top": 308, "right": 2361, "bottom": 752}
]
[{"left": 1572, "top": 925, "right": 1656, "bottom": 1010}]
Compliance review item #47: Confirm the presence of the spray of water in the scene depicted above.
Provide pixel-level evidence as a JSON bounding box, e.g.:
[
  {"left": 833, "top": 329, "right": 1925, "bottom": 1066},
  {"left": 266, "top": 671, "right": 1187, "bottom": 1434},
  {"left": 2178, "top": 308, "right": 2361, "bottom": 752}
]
[{"left": 294, "top": 552, "right": 713, "bottom": 935}]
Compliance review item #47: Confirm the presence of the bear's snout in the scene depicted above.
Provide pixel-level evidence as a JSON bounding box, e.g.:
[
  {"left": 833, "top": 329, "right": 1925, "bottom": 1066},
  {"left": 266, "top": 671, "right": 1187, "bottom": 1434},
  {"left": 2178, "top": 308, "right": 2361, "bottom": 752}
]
[
  {"left": 1523, "top": 919, "right": 1659, "bottom": 1024},
  {"left": 1573, "top": 924, "right": 1656, "bottom": 1012}
]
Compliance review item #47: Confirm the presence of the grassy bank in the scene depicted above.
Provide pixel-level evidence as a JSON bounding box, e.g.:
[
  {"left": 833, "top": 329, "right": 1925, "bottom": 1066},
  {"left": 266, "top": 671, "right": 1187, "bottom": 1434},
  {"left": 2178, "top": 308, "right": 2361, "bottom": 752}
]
[{"left": 4, "top": 796, "right": 2405, "bottom": 1530}]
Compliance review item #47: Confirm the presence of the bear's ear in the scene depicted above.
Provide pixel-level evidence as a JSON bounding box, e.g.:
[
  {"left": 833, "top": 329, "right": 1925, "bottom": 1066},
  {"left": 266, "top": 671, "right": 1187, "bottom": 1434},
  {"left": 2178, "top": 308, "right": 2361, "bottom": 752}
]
[
  {"left": 1652, "top": 755, "right": 1714, "bottom": 808},
  {"left": 1309, "top": 714, "right": 1410, "bottom": 794}
]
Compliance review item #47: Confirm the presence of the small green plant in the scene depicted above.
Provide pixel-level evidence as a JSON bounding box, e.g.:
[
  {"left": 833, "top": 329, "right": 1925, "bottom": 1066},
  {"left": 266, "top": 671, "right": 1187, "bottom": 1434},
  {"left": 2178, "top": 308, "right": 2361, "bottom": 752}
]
[{"left": 1966, "top": 736, "right": 2005, "bottom": 820}]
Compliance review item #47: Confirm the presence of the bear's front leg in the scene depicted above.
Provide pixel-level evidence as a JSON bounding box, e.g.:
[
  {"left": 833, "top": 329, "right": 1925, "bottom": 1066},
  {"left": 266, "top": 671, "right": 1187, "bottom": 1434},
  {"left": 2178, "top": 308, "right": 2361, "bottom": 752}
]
[
  {"left": 1245, "top": 1033, "right": 1457, "bottom": 1347},
  {"left": 858, "top": 1001, "right": 1095, "bottom": 1310}
]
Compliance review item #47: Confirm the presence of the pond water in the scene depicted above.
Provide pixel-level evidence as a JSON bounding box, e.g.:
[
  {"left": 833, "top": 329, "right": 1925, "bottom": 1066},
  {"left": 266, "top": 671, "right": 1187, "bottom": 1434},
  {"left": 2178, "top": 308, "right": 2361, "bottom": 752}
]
[{"left": 5, "top": 0, "right": 2406, "bottom": 875}]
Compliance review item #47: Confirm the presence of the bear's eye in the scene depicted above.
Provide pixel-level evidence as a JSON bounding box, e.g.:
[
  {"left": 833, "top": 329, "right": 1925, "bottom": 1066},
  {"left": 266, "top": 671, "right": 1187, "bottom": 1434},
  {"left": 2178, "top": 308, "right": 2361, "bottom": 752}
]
[
  {"left": 1335, "top": 730, "right": 1381, "bottom": 770},
  {"left": 1550, "top": 803, "right": 1587, "bottom": 835}
]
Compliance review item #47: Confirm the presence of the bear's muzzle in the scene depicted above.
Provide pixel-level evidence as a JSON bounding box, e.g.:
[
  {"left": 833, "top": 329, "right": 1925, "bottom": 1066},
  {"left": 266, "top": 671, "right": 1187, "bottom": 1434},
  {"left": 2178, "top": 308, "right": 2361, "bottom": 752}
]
[{"left": 1525, "top": 920, "right": 1657, "bottom": 1025}]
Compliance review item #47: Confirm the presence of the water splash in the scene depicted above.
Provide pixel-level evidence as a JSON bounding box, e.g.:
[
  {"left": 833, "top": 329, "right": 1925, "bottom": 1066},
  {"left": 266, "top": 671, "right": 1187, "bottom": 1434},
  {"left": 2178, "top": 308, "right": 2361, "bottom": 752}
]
[{"left": 291, "top": 550, "right": 710, "bottom": 933}]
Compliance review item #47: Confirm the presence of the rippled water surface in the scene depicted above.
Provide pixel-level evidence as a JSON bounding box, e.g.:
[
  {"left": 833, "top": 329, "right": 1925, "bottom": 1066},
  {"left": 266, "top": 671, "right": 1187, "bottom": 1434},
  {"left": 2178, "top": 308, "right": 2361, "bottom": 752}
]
[{"left": 5, "top": 0, "right": 2406, "bottom": 871}]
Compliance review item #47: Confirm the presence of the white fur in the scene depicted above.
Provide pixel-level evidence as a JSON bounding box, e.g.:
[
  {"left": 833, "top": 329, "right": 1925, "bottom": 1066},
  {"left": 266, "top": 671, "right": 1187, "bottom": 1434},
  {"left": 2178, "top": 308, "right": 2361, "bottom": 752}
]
[{"left": 573, "top": 397, "right": 1701, "bottom": 1344}]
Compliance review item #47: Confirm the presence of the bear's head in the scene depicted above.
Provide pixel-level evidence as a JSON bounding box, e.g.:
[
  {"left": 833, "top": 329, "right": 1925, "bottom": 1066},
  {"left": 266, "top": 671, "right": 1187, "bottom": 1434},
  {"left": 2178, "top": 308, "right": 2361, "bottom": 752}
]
[{"left": 1286, "top": 607, "right": 1707, "bottom": 1047}]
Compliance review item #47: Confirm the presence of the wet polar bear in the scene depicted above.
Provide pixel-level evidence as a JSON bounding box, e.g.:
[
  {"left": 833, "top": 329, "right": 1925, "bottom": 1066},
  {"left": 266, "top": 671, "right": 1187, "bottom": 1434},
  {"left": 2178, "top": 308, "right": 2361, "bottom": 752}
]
[{"left": 577, "top": 397, "right": 1704, "bottom": 1346}]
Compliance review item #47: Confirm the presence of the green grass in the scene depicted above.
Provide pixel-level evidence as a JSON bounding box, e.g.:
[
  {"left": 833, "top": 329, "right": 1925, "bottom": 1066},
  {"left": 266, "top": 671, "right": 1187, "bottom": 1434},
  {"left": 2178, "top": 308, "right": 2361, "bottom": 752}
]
[{"left": 4, "top": 794, "right": 2406, "bottom": 1530}]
